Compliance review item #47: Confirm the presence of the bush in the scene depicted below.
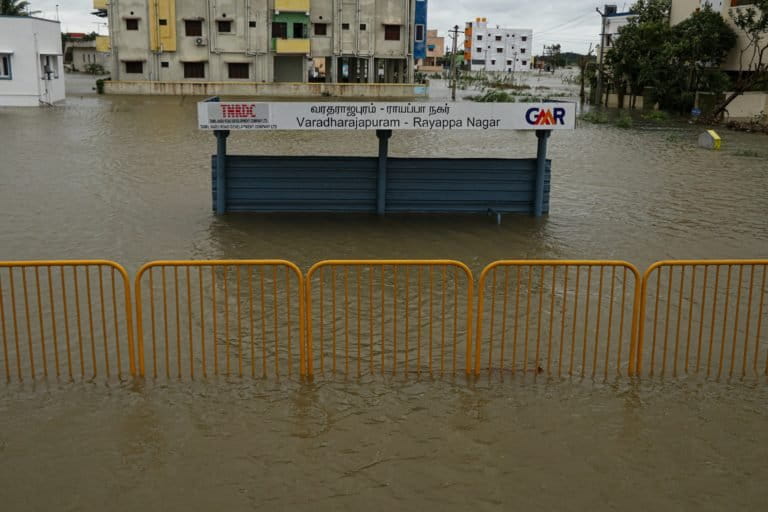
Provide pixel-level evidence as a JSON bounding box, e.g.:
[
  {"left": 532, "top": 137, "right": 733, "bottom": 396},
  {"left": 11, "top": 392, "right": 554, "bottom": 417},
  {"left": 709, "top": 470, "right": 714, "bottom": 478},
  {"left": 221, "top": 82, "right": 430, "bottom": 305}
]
[
  {"left": 95, "top": 78, "right": 110, "bottom": 94},
  {"left": 84, "top": 63, "right": 107, "bottom": 75},
  {"left": 579, "top": 111, "right": 610, "bottom": 124},
  {"left": 616, "top": 112, "right": 634, "bottom": 129},
  {"left": 642, "top": 110, "right": 670, "bottom": 121},
  {"left": 468, "top": 90, "right": 517, "bottom": 102}
]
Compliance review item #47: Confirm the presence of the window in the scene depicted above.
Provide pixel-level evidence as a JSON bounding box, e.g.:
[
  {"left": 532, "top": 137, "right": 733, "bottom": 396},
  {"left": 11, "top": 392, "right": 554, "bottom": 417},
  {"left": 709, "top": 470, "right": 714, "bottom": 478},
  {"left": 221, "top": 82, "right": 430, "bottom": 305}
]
[
  {"left": 249, "top": 21, "right": 257, "bottom": 28},
  {"left": 126, "top": 18, "right": 139, "bottom": 30},
  {"left": 125, "top": 61, "right": 143, "bottom": 73},
  {"left": 522, "top": 60, "right": 527, "bottom": 66},
  {"left": 314, "top": 23, "right": 328, "bottom": 36},
  {"left": 184, "top": 62, "right": 205, "bottom": 78},
  {"left": 507, "top": 60, "right": 512, "bottom": 65},
  {"left": 731, "top": 0, "right": 754, "bottom": 6},
  {"left": 477, "top": 35, "right": 483, "bottom": 41},
  {"left": 293, "top": 22, "right": 305, "bottom": 38},
  {"left": 497, "top": 48, "right": 503, "bottom": 53},
  {"left": 228, "top": 63, "right": 249, "bottom": 79},
  {"left": 522, "top": 36, "right": 527, "bottom": 42},
  {"left": 185, "top": 20, "right": 202, "bottom": 36},
  {"left": 415, "top": 24, "right": 425, "bottom": 42},
  {"left": 161, "top": 61, "right": 169, "bottom": 68},
  {"left": 159, "top": 19, "right": 167, "bottom": 26},
  {"left": 342, "top": 23, "right": 350, "bottom": 30},
  {"left": 476, "top": 47, "right": 482, "bottom": 53},
  {"left": 384, "top": 25, "right": 400, "bottom": 41},
  {"left": 217, "top": 20, "right": 231, "bottom": 33},
  {"left": 491, "top": 59, "right": 496, "bottom": 65},
  {"left": 272, "top": 22, "right": 287, "bottom": 39},
  {"left": 0, "top": 54, "right": 11, "bottom": 79},
  {"left": 360, "top": 23, "right": 367, "bottom": 30},
  {"left": 520, "top": 48, "right": 526, "bottom": 54},
  {"left": 495, "top": 36, "right": 502, "bottom": 41}
]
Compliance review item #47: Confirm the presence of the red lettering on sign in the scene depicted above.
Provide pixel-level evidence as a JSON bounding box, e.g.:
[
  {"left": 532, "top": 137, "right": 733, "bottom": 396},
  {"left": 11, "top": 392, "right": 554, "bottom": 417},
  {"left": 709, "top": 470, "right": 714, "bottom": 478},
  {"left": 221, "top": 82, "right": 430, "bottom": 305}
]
[{"left": 221, "top": 104, "right": 257, "bottom": 118}]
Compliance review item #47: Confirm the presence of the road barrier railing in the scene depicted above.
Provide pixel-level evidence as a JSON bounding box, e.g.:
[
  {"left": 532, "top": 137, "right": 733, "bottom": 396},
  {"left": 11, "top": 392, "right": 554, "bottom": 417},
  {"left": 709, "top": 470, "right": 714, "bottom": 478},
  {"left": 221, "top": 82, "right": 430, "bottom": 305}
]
[
  {"left": 637, "top": 260, "right": 768, "bottom": 379},
  {"left": 475, "top": 261, "right": 641, "bottom": 379},
  {"left": 135, "top": 261, "right": 304, "bottom": 379},
  {"left": 1, "top": 259, "right": 766, "bottom": 382},
  {"left": 0, "top": 261, "right": 134, "bottom": 382},
  {"left": 305, "top": 261, "right": 474, "bottom": 377}
]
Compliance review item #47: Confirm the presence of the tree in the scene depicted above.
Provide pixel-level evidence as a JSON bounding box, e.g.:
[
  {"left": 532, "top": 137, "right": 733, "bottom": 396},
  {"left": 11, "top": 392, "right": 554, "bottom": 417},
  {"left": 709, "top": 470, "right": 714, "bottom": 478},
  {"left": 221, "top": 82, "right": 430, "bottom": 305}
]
[
  {"left": 0, "top": 0, "right": 39, "bottom": 15},
  {"left": 655, "top": 6, "right": 737, "bottom": 112},
  {"left": 629, "top": 0, "right": 672, "bottom": 24},
  {"left": 606, "top": 1, "right": 738, "bottom": 113},
  {"left": 605, "top": 2, "right": 672, "bottom": 108},
  {"left": 707, "top": 0, "right": 768, "bottom": 121}
]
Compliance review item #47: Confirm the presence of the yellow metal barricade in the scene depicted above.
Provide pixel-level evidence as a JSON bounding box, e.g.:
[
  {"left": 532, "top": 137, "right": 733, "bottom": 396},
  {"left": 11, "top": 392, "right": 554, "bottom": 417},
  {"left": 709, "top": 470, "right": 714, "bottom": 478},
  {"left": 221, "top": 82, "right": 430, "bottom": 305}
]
[
  {"left": 135, "top": 261, "right": 305, "bottom": 379},
  {"left": 637, "top": 261, "right": 768, "bottom": 379},
  {"left": 0, "top": 261, "right": 134, "bottom": 382},
  {"left": 475, "top": 261, "right": 641, "bottom": 378},
  {"left": 306, "top": 261, "right": 474, "bottom": 377}
]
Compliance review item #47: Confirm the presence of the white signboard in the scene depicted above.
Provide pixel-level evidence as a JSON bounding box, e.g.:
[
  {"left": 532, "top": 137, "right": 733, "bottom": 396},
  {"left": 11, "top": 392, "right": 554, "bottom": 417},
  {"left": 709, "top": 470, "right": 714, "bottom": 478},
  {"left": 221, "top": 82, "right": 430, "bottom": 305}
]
[{"left": 197, "top": 102, "right": 576, "bottom": 131}]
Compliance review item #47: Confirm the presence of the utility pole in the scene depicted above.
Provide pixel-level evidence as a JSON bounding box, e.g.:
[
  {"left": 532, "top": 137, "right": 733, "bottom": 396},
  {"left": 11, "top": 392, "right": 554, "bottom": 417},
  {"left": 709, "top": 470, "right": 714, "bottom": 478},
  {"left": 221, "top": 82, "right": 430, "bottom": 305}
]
[
  {"left": 579, "top": 43, "right": 594, "bottom": 105},
  {"left": 449, "top": 24, "right": 461, "bottom": 102},
  {"left": 596, "top": 7, "right": 607, "bottom": 106}
]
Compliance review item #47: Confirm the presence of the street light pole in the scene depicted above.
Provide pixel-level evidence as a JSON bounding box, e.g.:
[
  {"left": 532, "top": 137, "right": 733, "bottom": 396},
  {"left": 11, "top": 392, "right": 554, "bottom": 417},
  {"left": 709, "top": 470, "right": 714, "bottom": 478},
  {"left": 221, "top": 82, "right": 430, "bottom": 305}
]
[
  {"left": 596, "top": 7, "right": 607, "bottom": 106},
  {"left": 449, "top": 24, "right": 460, "bottom": 101}
]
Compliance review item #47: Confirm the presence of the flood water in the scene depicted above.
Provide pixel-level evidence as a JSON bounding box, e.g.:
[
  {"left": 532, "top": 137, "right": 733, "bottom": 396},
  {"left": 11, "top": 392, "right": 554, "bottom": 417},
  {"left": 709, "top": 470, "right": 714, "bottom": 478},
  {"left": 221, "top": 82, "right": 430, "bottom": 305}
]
[{"left": 1, "top": 74, "right": 767, "bottom": 509}]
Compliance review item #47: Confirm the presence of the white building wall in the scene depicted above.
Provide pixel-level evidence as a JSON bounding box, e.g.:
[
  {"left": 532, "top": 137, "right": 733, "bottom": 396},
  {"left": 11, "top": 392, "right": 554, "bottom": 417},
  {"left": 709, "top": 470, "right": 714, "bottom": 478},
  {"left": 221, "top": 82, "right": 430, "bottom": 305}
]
[
  {"left": 468, "top": 21, "right": 533, "bottom": 73},
  {"left": 0, "top": 16, "right": 65, "bottom": 107}
]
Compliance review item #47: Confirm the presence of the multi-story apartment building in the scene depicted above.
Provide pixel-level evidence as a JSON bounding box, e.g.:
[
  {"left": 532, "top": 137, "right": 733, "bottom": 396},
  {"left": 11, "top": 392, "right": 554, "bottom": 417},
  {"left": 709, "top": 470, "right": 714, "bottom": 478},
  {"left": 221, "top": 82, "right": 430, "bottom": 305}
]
[
  {"left": 464, "top": 18, "right": 533, "bottom": 73},
  {"left": 424, "top": 29, "right": 444, "bottom": 67},
  {"left": 93, "top": 0, "right": 422, "bottom": 84}
]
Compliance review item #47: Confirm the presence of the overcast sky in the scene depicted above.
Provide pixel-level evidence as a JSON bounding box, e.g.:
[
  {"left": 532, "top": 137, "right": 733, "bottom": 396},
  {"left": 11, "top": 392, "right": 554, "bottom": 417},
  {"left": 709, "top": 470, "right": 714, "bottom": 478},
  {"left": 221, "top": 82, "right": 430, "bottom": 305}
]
[{"left": 32, "top": 0, "right": 620, "bottom": 54}]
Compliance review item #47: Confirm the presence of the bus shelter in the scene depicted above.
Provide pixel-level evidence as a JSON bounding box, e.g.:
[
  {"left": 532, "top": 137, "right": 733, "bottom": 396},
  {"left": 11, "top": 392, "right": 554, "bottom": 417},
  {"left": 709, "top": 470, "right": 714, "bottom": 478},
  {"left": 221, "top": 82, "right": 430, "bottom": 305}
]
[{"left": 198, "top": 99, "right": 575, "bottom": 220}]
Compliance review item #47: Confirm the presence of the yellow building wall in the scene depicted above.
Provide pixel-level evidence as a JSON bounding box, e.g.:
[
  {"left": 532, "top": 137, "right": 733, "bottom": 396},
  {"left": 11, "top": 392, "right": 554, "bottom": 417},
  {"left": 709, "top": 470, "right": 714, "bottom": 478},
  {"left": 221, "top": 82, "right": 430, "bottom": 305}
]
[
  {"left": 149, "top": 0, "right": 177, "bottom": 52},
  {"left": 95, "top": 35, "right": 111, "bottom": 52},
  {"left": 93, "top": 0, "right": 107, "bottom": 9},
  {"left": 276, "top": 38, "right": 311, "bottom": 54},
  {"left": 275, "top": 0, "right": 311, "bottom": 12}
]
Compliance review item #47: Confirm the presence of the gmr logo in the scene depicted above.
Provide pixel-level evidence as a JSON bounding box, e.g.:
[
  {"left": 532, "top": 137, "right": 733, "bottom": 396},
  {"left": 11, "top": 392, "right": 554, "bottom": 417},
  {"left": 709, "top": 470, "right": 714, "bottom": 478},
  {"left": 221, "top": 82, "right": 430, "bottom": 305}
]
[{"left": 526, "top": 107, "right": 567, "bottom": 126}]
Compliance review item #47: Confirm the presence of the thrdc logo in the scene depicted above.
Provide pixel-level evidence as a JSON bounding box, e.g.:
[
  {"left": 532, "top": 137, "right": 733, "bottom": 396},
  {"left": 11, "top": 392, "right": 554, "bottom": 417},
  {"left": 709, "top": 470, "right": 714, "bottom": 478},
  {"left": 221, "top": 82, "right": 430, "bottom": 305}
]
[{"left": 526, "top": 107, "right": 567, "bottom": 126}]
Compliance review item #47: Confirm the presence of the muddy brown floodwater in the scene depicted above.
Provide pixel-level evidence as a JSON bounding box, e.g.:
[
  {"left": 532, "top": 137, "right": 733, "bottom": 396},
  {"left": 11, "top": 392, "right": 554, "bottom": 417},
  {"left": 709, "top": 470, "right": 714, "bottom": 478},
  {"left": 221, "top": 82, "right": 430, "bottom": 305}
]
[{"left": 0, "top": 75, "right": 767, "bottom": 510}]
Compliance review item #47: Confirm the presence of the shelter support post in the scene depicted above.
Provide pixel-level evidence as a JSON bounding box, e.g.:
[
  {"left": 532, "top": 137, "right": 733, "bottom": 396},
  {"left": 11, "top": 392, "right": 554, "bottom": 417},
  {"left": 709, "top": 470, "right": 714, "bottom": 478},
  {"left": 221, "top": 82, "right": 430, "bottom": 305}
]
[
  {"left": 534, "top": 130, "right": 551, "bottom": 217},
  {"left": 376, "top": 130, "right": 393, "bottom": 216},
  {"left": 215, "top": 130, "right": 230, "bottom": 216}
]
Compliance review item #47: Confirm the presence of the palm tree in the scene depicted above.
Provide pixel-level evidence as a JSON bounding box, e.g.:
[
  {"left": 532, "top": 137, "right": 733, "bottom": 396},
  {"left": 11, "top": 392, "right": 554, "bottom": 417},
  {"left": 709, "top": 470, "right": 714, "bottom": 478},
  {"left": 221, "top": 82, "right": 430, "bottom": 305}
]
[{"left": 0, "top": 0, "right": 40, "bottom": 16}]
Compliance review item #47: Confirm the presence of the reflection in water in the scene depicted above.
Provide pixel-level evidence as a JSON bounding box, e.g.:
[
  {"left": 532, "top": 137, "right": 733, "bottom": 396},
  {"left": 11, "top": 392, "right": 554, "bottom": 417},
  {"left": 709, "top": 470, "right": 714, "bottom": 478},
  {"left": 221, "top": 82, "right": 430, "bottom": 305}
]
[{"left": 1, "top": 76, "right": 768, "bottom": 508}]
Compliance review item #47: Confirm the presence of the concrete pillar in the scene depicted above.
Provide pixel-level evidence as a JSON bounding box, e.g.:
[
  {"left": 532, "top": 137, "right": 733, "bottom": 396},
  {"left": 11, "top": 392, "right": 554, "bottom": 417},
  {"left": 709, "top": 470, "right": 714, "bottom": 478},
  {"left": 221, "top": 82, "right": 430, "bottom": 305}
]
[
  {"left": 215, "top": 130, "right": 230, "bottom": 216},
  {"left": 368, "top": 57, "right": 376, "bottom": 84},
  {"left": 376, "top": 130, "right": 393, "bottom": 216},
  {"left": 534, "top": 130, "right": 551, "bottom": 217},
  {"left": 330, "top": 56, "right": 338, "bottom": 83}
]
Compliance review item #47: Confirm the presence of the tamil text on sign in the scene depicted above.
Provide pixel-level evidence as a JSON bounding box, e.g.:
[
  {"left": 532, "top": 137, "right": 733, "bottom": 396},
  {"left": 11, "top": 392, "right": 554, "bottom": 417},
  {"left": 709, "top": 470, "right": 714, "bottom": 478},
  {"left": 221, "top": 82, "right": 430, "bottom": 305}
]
[{"left": 197, "top": 102, "right": 577, "bottom": 131}]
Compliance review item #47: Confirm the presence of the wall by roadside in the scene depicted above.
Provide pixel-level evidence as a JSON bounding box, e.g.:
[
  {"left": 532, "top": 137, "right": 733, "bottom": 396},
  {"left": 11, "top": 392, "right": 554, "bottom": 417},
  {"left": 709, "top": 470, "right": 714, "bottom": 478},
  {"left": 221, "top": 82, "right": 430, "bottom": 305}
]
[
  {"left": 696, "top": 91, "right": 768, "bottom": 121},
  {"left": 103, "top": 80, "right": 429, "bottom": 98}
]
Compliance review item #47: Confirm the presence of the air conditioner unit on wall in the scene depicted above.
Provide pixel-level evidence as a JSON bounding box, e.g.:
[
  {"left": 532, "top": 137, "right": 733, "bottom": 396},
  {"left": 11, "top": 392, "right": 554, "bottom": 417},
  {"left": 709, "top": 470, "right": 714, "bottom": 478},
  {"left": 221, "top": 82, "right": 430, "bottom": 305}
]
[{"left": 195, "top": 37, "right": 208, "bottom": 47}]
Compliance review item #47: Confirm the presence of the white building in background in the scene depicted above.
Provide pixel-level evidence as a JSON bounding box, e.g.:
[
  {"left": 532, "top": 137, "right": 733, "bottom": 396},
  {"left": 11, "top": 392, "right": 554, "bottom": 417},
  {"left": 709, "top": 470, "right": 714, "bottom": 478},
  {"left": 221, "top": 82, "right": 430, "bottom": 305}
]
[
  {"left": 464, "top": 18, "right": 533, "bottom": 73},
  {"left": 0, "top": 16, "right": 65, "bottom": 106},
  {"left": 596, "top": 6, "right": 636, "bottom": 64}
]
